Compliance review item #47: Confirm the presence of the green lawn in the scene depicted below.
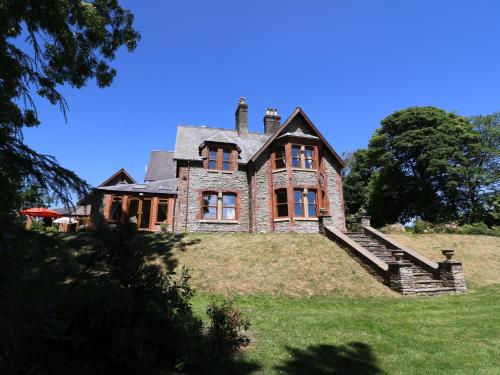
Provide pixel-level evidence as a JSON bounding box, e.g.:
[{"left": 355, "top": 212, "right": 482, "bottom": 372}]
[
  {"left": 2, "top": 231, "right": 499, "bottom": 374},
  {"left": 192, "top": 286, "right": 500, "bottom": 374}
]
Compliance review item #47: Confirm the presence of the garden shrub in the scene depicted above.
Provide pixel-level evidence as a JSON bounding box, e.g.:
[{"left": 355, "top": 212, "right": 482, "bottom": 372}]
[
  {"left": 410, "top": 220, "right": 499, "bottom": 237},
  {"left": 413, "top": 220, "right": 433, "bottom": 234},
  {"left": 207, "top": 298, "right": 251, "bottom": 353}
]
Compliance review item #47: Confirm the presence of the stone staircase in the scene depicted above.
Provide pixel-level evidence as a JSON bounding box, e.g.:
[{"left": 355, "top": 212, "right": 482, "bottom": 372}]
[
  {"left": 321, "top": 215, "right": 467, "bottom": 296},
  {"left": 344, "top": 231, "right": 456, "bottom": 295}
]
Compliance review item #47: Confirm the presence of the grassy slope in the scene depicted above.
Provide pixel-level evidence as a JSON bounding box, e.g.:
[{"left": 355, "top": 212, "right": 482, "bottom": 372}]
[
  {"left": 4, "top": 231, "right": 499, "bottom": 374},
  {"left": 389, "top": 233, "right": 500, "bottom": 287},
  {"left": 147, "top": 233, "right": 395, "bottom": 297}
]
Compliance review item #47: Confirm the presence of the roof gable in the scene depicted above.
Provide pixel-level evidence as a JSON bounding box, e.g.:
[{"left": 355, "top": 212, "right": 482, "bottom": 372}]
[
  {"left": 98, "top": 168, "right": 136, "bottom": 187},
  {"left": 250, "top": 107, "right": 345, "bottom": 168}
]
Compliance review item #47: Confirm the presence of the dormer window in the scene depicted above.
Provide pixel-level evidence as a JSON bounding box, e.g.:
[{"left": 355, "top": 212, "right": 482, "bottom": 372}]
[{"left": 203, "top": 145, "right": 237, "bottom": 172}]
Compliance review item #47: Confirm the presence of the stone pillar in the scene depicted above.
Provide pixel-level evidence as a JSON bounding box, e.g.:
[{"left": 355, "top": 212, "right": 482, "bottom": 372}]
[
  {"left": 388, "top": 250, "right": 414, "bottom": 295},
  {"left": 438, "top": 250, "right": 467, "bottom": 292},
  {"left": 356, "top": 215, "right": 371, "bottom": 227}
]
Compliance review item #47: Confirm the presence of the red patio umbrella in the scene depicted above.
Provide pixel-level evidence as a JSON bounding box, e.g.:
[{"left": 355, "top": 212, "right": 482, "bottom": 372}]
[{"left": 20, "top": 208, "right": 62, "bottom": 218}]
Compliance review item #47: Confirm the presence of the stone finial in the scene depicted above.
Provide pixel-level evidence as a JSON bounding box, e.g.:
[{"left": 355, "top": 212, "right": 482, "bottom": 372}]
[
  {"left": 391, "top": 250, "right": 405, "bottom": 263},
  {"left": 239, "top": 96, "right": 247, "bottom": 105},
  {"left": 442, "top": 249, "right": 455, "bottom": 262}
]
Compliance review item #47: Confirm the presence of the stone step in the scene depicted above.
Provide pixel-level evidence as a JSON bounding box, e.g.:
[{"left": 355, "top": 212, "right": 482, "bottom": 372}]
[
  {"left": 413, "top": 287, "right": 456, "bottom": 295},
  {"left": 414, "top": 279, "right": 443, "bottom": 285}
]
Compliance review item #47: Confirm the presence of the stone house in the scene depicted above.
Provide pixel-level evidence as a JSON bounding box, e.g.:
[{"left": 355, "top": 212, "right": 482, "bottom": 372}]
[{"left": 90, "top": 98, "right": 346, "bottom": 233}]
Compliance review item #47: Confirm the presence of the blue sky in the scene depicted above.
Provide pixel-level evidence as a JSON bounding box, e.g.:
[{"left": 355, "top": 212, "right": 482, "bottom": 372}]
[{"left": 23, "top": 0, "right": 500, "bottom": 187}]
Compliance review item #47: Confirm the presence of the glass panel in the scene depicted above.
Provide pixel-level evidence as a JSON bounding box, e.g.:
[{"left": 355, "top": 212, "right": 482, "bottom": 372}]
[
  {"left": 223, "top": 161, "right": 231, "bottom": 170},
  {"left": 223, "top": 194, "right": 236, "bottom": 206},
  {"left": 275, "top": 158, "right": 285, "bottom": 169},
  {"left": 308, "top": 191, "right": 317, "bottom": 204},
  {"left": 277, "top": 204, "right": 288, "bottom": 217},
  {"left": 209, "top": 160, "right": 217, "bottom": 170},
  {"left": 294, "top": 203, "right": 303, "bottom": 217},
  {"left": 128, "top": 199, "right": 139, "bottom": 224},
  {"left": 110, "top": 199, "right": 122, "bottom": 221},
  {"left": 292, "top": 146, "right": 300, "bottom": 158},
  {"left": 203, "top": 193, "right": 217, "bottom": 206},
  {"left": 308, "top": 191, "right": 317, "bottom": 217},
  {"left": 223, "top": 151, "right": 231, "bottom": 161},
  {"left": 304, "top": 148, "right": 313, "bottom": 159},
  {"left": 209, "top": 150, "right": 217, "bottom": 160},
  {"left": 294, "top": 190, "right": 303, "bottom": 217},
  {"left": 140, "top": 200, "right": 151, "bottom": 228},
  {"left": 203, "top": 206, "right": 217, "bottom": 219},
  {"left": 222, "top": 207, "right": 236, "bottom": 220},
  {"left": 157, "top": 202, "right": 168, "bottom": 222},
  {"left": 304, "top": 147, "right": 314, "bottom": 169},
  {"left": 276, "top": 190, "right": 287, "bottom": 204}
]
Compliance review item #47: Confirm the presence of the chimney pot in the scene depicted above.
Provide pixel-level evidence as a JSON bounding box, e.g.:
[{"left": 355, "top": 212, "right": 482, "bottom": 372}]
[{"left": 263, "top": 107, "right": 281, "bottom": 135}]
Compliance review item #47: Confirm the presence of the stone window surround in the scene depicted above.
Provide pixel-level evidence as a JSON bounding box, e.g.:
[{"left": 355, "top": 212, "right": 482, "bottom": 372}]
[
  {"left": 293, "top": 188, "right": 318, "bottom": 219},
  {"left": 272, "top": 142, "right": 318, "bottom": 172},
  {"left": 197, "top": 190, "right": 240, "bottom": 223},
  {"left": 273, "top": 186, "right": 320, "bottom": 222}
]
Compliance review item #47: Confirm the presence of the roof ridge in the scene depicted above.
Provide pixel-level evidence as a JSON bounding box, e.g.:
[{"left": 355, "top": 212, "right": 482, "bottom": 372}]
[{"left": 177, "top": 124, "right": 265, "bottom": 136}]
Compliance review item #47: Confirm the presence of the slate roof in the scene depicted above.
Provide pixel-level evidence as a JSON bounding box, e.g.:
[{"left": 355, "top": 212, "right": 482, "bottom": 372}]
[
  {"left": 174, "top": 125, "right": 270, "bottom": 164},
  {"left": 145, "top": 151, "right": 177, "bottom": 182},
  {"left": 97, "top": 178, "right": 178, "bottom": 195},
  {"left": 53, "top": 205, "right": 92, "bottom": 216}
]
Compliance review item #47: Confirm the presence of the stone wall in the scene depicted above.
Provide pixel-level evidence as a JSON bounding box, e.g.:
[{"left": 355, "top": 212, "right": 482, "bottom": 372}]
[
  {"left": 251, "top": 150, "right": 272, "bottom": 233},
  {"left": 320, "top": 152, "right": 346, "bottom": 231},
  {"left": 175, "top": 160, "right": 250, "bottom": 233}
]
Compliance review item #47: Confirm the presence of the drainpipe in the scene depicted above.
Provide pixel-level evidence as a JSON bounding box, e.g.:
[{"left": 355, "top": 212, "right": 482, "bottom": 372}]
[{"left": 184, "top": 160, "right": 191, "bottom": 231}]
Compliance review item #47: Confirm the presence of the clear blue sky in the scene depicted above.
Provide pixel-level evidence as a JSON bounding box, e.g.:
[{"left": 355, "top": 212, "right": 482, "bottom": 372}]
[{"left": 23, "top": 0, "right": 500, "bottom": 187}]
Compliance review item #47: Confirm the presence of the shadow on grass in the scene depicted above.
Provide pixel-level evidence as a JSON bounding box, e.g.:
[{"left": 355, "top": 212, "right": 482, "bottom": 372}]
[
  {"left": 140, "top": 232, "right": 201, "bottom": 272},
  {"left": 276, "top": 342, "right": 384, "bottom": 375}
]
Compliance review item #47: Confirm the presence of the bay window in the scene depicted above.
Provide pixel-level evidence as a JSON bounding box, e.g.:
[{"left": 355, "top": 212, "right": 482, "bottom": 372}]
[
  {"left": 274, "top": 145, "right": 286, "bottom": 169},
  {"left": 275, "top": 189, "right": 288, "bottom": 218},
  {"left": 292, "top": 189, "right": 317, "bottom": 219}
]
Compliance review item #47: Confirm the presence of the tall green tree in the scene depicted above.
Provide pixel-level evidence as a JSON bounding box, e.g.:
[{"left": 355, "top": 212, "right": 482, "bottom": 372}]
[
  {"left": 0, "top": 0, "right": 140, "bottom": 227},
  {"left": 342, "top": 106, "right": 500, "bottom": 227},
  {"left": 464, "top": 112, "right": 500, "bottom": 224}
]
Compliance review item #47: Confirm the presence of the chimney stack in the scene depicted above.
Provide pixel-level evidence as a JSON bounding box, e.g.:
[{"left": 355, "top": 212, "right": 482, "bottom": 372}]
[
  {"left": 235, "top": 97, "right": 248, "bottom": 137},
  {"left": 263, "top": 107, "right": 281, "bottom": 134}
]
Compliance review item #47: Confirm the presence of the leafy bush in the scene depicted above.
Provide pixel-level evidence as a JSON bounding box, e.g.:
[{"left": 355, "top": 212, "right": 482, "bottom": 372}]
[
  {"left": 413, "top": 220, "right": 433, "bottom": 234},
  {"left": 159, "top": 222, "right": 170, "bottom": 234},
  {"left": 207, "top": 298, "right": 251, "bottom": 353},
  {"left": 44, "top": 225, "right": 59, "bottom": 233},
  {"left": 29, "top": 220, "right": 45, "bottom": 231},
  {"left": 410, "top": 220, "right": 499, "bottom": 237},
  {"left": 460, "top": 222, "right": 499, "bottom": 236},
  {"left": 379, "top": 223, "right": 405, "bottom": 234}
]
